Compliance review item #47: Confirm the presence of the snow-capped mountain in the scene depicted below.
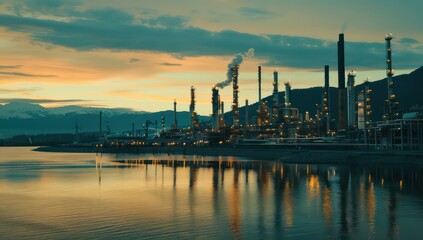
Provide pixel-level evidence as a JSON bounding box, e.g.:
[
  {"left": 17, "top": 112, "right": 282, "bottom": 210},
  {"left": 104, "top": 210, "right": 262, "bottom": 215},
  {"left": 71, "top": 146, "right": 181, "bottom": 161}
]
[{"left": 0, "top": 102, "right": 146, "bottom": 119}]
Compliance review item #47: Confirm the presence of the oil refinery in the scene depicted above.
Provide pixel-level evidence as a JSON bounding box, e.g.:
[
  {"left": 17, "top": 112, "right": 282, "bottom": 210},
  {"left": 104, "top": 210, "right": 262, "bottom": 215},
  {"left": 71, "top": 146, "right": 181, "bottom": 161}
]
[{"left": 103, "top": 33, "right": 423, "bottom": 152}]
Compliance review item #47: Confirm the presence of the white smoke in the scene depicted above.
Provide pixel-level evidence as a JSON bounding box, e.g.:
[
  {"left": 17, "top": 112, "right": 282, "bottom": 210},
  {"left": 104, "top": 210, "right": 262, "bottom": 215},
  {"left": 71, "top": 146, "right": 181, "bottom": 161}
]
[{"left": 214, "top": 48, "right": 255, "bottom": 89}]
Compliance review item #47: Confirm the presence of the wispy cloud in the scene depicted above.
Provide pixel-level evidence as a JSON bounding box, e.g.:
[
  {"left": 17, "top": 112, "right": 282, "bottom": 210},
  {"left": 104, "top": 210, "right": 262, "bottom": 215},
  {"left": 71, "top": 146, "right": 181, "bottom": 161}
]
[
  {"left": 106, "top": 90, "right": 134, "bottom": 96},
  {"left": 160, "top": 62, "right": 182, "bottom": 67},
  {"left": 398, "top": 37, "right": 420, "bottom": 44},
  {"left": 0, "top": 98, "right": 89, "bottom": 104},
  {"left": 0, "top": 65, "right": 21, "bottom": 69},
  {"left": 0, "top": 71, "right": 56, "bottom": 77},
  {"left": 238, "top": 7, "right": 274, "bottom": 17},
  {"left": 0, "top": 87, "right": 40, "bottom": 93},
  {"left": 143, "top": 15, "right": 189, "bottom": 28}
]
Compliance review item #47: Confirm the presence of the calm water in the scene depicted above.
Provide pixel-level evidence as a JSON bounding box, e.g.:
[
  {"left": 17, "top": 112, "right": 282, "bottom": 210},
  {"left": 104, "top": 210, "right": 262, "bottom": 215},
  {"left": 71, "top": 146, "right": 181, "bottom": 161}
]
[{"left": 1, "top": 147, "right": 423, "bottom": 239}]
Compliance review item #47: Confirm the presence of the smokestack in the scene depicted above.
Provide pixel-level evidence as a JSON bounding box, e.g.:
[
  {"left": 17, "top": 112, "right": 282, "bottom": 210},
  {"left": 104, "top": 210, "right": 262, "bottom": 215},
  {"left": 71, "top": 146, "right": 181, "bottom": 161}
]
[
  {"left": 347, "top": 70, "right": 356, "bottom": 129},
  {"left": 212, "top": 88, "right": 220, "bottom": 131},
  {"left": 232, "top": 65, "right": 239, "bottom": 127},
  {"left": 284, "top": 81, "right": 291, "bottom": 108},
  {"left": 338, "top": 34, "right": 345, "bottom": 89},
  {"left": 325, "top": 65, "right": 330, "bottom": 89},
  {"left": 258, "top": 66, "right": 262, "bottom": 105},
  {"left": 337, "top": 33, "right": 347, "bottom": 131},
  {"left": 173, "top": 99, "right": 178, "bottom": 130}
]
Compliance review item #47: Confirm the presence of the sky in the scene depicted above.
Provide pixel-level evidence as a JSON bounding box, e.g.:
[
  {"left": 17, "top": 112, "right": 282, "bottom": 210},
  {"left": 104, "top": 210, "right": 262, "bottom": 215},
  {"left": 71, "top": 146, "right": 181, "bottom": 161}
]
[{"left": 0, "top": 0, "right": 422, "bottom": 115}]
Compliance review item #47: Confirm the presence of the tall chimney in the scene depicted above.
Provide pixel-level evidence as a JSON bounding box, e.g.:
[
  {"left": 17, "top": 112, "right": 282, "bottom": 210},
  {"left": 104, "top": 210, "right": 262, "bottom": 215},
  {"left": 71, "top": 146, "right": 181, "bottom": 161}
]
[
  {"left": 232, "top": 65, "right": 239, "bottom": 127},
  {"left": 212, "top": 88, "right": 220, "bottom": 131},
  {"left": 337, "top": 33, "right": 347, "bottom": 131},
  {"left": 173, "top": 99, "right": 178, "bottom": 130}
]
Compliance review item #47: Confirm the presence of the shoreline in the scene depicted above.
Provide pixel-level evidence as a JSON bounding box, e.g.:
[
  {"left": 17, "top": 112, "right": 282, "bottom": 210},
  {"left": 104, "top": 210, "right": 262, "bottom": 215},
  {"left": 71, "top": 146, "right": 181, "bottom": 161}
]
[{"left": 33, "top": 145, "right": 423, "bottom": 166}]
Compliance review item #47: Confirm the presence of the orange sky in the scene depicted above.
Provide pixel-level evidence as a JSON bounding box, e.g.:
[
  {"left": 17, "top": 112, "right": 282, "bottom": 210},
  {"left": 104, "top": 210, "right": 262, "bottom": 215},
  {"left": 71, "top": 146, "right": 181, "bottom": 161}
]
[{"left": 0, "top": 0, "right": 421, "bottom": 115}]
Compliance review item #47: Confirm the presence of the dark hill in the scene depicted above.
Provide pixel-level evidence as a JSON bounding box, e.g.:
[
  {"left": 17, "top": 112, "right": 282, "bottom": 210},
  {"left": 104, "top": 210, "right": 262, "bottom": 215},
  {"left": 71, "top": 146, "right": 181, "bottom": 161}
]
[{"left": 229, "top": 66, "right": 423, "bottom": 125}]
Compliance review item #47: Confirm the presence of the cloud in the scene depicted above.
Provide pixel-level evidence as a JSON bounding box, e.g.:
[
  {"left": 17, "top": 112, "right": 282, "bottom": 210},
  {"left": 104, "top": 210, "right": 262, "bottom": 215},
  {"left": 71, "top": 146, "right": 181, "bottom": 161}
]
[
  {"left": 9, "top": 0, "right": 81, "bottom": 16},
  {"left": 0, "top": 71, "right": 56, "bottom": 77},
  {"left": 398, "top": 37, "right": 420, "bottom": 44},
  {"left": 160, "top": 62, "right": 182, "bottom": 66},
  {"left": 129, "top": 58, "right": 140, "bottom": 63},
  {"left": 0, "top": 87, "right": 39, "bottom": 93},
  {"left": 0, "top": 6, "right": 421, "bottom": 70},
  {"left": 239, "top": 7, "right": 273, "bottom": 17},
  {"left": 0, "top": 98, "right": 89, "bottom": 104},
  {"left": 143, "top": 15, "right": 188, "bottom": 28},
  {"left": 0, "top": 65, "right": 21, "bottom": 69}
]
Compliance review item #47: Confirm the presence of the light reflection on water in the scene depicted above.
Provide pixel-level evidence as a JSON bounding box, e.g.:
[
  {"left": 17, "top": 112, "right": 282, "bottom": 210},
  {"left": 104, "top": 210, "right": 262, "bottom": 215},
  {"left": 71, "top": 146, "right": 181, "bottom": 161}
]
[{"left": 1, "top": 147, "right": 423, "bottom": 239}]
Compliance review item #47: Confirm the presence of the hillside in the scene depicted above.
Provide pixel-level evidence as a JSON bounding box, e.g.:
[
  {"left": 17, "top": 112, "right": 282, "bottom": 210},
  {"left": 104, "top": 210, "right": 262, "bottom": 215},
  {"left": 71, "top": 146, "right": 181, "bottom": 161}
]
[{"left": 229, "top": 66, "right": 423, "bottom": 125}]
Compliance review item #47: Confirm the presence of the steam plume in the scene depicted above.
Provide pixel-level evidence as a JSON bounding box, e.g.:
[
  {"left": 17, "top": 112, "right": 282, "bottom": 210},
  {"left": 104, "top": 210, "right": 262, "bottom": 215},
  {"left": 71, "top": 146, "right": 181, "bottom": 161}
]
[{"left": 214, "top": 48, "right": 254, "bottom": 89}]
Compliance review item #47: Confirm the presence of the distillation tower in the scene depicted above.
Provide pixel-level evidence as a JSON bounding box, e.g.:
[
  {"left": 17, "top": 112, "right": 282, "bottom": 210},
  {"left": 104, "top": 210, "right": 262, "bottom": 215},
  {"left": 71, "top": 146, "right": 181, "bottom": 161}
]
[
  {"left": 358, "top": 79, "right": 372, "bottom": 130},
  {"left": 272, "top": 70, "right": 279, "bottom": 123},
  {"left": 190, "top": 86, "right": 199, "bottom": 131},
  {"left": 212, "top": 88, "right": 220, "bottom": 131},
  {"left": 220, "top": 101, "right": 225, "bottom": 127},
  {"left": 190, "top": 86, "right": 195, "bottom": 128},
  {"left": 347, "top": 70, "right": 356, "bottom": 129},
  {"left": 384, "top": 33, "right": 399, "bottom": 120},
  {"left": 258, "top": 66, "right": 262, "bottom": 106},
  {"left": 322, "top": 65, "right": 330, "bottom": 134}
]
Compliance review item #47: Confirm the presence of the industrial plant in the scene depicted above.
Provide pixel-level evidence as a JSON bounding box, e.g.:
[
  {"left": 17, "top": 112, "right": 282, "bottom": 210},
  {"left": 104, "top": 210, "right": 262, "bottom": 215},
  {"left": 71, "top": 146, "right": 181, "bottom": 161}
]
[{"left": 103, "top": 33, "right": 423, "bottom": 152}]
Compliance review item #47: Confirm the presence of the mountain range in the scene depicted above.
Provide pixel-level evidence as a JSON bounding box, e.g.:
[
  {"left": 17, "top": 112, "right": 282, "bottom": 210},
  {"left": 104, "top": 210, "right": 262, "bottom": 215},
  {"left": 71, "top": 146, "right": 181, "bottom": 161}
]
[{"left": 0, "top": 67, "right": 422, "bottom": 139}]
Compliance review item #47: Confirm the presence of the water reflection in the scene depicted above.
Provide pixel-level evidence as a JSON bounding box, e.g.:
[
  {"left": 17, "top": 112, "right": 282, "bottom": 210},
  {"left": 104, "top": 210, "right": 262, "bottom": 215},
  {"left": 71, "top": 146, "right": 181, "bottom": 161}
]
[
  {"left": 101, "top": 157, "right": 423, "bottom": 238},
  {"left": 1, "top": 148, "right": 423, "bottom": 239}
]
